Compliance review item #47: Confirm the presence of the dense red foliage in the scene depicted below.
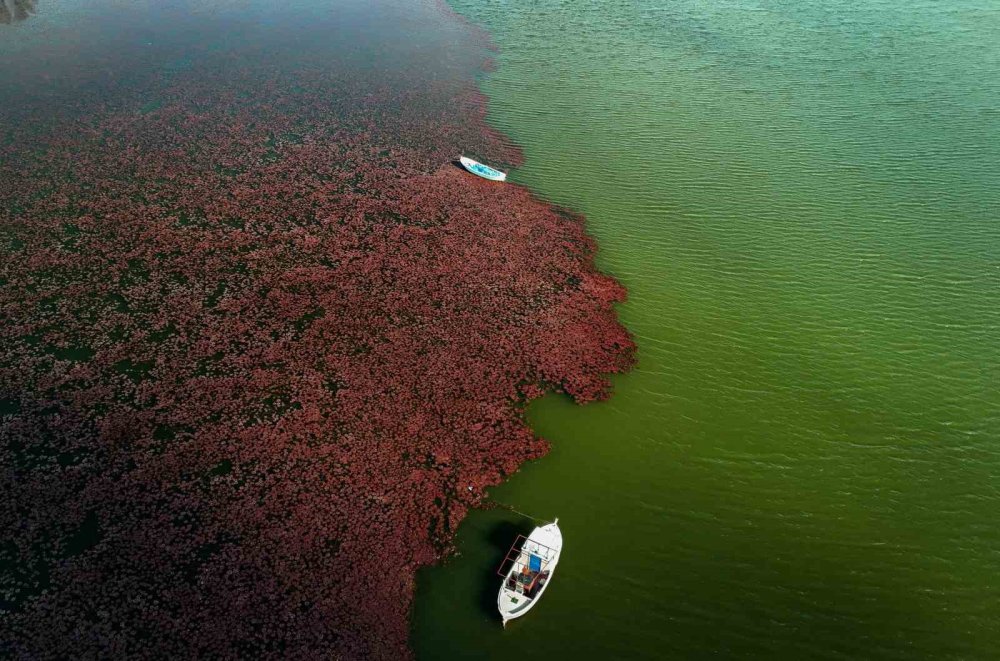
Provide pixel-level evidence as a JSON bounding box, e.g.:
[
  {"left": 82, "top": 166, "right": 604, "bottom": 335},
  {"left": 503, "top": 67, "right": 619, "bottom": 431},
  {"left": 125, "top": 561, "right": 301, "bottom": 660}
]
[{"left": 0, "top": 4, "right": 633, "bottom": 659}]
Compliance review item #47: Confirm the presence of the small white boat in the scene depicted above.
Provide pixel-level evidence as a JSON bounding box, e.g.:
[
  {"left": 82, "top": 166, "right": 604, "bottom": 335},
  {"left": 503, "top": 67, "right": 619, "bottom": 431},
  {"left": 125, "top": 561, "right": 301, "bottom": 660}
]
[
  {"left": 496, "top": 519, "right": 561, "bottom": 627},
  {"left": 459, "top": 155, "right": 507, "bottom": 182}
]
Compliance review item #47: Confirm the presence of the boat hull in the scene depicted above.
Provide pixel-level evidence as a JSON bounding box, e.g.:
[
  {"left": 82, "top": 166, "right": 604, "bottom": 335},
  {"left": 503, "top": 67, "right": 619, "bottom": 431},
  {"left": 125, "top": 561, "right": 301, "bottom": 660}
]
[
  {"left": 459, "top": 156, "right": 507, "bottom": 182},
  {"left": 497, "top": 520, "right": 561, "bottom": 626}
]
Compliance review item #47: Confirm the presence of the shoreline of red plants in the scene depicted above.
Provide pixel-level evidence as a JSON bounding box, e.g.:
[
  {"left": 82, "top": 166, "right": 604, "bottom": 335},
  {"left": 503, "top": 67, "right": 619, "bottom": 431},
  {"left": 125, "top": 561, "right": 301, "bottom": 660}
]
[{"left": 0, "top": 2, "right": 633, "bottom": 658}]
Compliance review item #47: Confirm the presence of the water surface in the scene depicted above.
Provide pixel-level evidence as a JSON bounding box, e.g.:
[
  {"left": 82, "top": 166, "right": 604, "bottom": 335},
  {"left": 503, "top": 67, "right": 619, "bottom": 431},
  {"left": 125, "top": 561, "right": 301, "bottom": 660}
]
[{"left": 414, "top": 1, "right": 1000, "bottom": 658}]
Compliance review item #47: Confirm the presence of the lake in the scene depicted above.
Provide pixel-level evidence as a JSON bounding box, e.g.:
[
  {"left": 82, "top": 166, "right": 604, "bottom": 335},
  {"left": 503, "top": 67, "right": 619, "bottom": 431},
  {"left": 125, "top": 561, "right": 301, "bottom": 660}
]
[{"left": 413, "top": 1, "right": 1000, "bottom": 659}]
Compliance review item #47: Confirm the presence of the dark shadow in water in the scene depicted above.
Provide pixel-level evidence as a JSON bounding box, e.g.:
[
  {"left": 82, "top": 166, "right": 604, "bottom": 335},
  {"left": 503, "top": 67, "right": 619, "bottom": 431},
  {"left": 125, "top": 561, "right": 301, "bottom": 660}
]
[
  {"left": 0, "top": 0, "right": 37, "bottom": 25},
  {"left": 0, "top": 393, "right": 106, "bottom": 615},
  {"left": 475, "top": 518, "right": 531, "bottom": 621}
]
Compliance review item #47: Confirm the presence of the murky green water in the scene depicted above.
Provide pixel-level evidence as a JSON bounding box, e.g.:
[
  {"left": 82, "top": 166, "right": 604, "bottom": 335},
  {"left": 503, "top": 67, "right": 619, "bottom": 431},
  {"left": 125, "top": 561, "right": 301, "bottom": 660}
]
[{"left": 414, "top": 1, "right": 1000, "bottom": 658}]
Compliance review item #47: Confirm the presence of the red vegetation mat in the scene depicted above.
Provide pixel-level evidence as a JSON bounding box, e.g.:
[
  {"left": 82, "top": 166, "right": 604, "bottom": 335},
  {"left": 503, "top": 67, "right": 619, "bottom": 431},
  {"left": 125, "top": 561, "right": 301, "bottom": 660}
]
[{"left": 0, "top": 8, "right": 633, "bottom": 660}]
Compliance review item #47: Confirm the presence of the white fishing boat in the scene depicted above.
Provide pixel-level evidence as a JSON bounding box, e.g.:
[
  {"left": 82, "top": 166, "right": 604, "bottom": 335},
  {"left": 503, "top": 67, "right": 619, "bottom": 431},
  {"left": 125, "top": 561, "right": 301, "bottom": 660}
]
[
  {"left": 496, "top": 519, "right": 561, "bottom": 627},
  {"left": 459, "top": 155, "right": 507, "bottom": 182}
]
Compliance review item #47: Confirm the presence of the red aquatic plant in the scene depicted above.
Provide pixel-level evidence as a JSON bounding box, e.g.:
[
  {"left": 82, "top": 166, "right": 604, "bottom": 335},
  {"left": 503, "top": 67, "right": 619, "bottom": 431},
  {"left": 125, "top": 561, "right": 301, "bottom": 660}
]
[{"left": 0, "top": 3, "right": 633, "bottom": 660}]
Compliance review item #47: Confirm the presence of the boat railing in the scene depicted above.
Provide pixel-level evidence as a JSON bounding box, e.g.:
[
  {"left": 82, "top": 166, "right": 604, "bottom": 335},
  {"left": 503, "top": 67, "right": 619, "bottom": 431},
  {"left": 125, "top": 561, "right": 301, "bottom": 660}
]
[{"left": 496, "top": 535, "right": 557, "bottom": 580}]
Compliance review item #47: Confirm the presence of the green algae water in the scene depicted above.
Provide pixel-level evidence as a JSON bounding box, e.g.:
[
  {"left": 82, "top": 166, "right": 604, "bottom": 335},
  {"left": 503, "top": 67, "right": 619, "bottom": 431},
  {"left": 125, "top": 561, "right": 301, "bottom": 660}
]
[{"left": 414, "top": 1, "right": 1000, "bottom": 658}]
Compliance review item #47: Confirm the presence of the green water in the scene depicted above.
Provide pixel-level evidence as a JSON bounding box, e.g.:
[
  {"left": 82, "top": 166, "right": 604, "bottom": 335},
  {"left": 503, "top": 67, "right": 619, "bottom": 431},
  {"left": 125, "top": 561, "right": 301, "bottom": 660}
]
[{"left": 414, "top": 1, "right": 1000, "bottom": 658}]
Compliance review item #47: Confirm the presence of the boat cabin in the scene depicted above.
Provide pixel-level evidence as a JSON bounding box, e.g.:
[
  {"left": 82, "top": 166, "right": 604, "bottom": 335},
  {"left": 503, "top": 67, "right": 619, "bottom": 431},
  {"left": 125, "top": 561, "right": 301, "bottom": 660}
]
[{"left": 497, "top": 535, "right": 555, "bottom": 601}]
